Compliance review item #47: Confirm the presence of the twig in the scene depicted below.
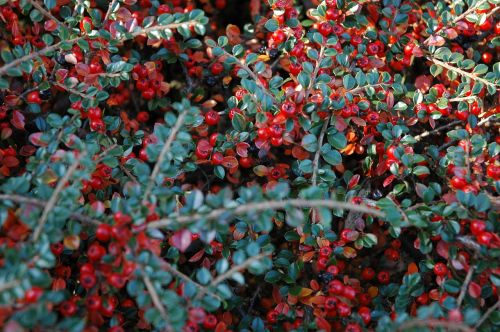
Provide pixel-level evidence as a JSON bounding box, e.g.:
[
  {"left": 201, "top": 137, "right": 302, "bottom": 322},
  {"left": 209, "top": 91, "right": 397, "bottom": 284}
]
[
  {"left": 215, "top": 45, "right": 275, "bottom": 103},
  {"left": 32, "top": 151, "right": 86, "bottom": 241},
  {"left": 0, "top": 37, "right": 82, "bottom": 77},
  {"left": 475, "top": 299, "right": 500, "bottom": 329},
  {"left": 142, "top": 109, "right": 188, "bottom": 204},
  {"left": 449, "top": 96, "right": 477, "bottom": 103},
  {"left": 389, "top": 195, "right": 410, "bottom": 224},
  {"left": 142, "top": 273, "right": 173, "bottom": 332},
  {"left": 429, "top": 58, "right": 498, "bottom": 89},
  {"left": 0, "top": 194, "right": 101, "bottom": 226},
  {"left": 397, "top": 318, "right": 474, "bottom": 332},
  {"left": 304, "top": 45, "right": 325, "bottom": 102},
  {"left": 103, "top": 0, "right": 118, "bottom": 22},
  {"left": 52, "top": 81, "right": 94, "bottom": 100},
  {"left": 457, "top": 265, "right": 475, "bottom": 307},
  {"left": 29, "top": 0, "right": 67, "bottom": 28},
  {"left": 311, "top": 116, "right": 330, "bottom": 187},
  {"left": 147, "top": 198, "right": 385, "bottom": 229},
  {"left": 131, "top": 21, "right": 200, "bottom": 38},
  {"left": 161, "top": 262, "right": 223, "bottom": 301},
  {"left": 414, "top": 120, "right": 462, "bottom": 142},
  {"left": 196, "top": 253, "right": 268, "bottom": 300},
  {"left": 0, "top": 280, "right": 20, "bottom": 293},
  {"left": 0, "top": 21, "right": 200, "bottom": 77},
  {"left": 424, "top": 0, "right": 489, "bottom": 45}
]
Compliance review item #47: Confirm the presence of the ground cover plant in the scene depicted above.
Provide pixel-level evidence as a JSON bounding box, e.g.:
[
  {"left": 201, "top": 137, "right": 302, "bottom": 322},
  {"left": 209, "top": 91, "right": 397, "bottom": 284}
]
[{"left": 0, "top": 0, "right": 499, "bottom": 331}]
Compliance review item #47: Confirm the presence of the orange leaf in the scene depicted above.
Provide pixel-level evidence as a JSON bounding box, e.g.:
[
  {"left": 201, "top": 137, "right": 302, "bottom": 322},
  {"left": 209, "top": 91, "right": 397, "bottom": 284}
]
[
  {"left": 407, "top": 262, "right": 419, "bottom": 274},
  {"left": 226, "top": 24, "right": 241, "bottom": 45}
]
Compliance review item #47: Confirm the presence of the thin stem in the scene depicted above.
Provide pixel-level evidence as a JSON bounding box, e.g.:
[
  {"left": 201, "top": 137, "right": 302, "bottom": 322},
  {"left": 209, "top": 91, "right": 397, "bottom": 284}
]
[
  {"left": 0, "top": 280, "right": 20, "bottom": 293},
  {"left": 142, "top": 109, "right": 188, "bottom": 204},
  {"left": 304, "top": 45, "right": 325, "bottom": 102},
  {"left": 216, "top": 45, "right": 275, "bottom": 103},
  {"left": 196, "top": 253, "right": 268, "bottom": 300},
  {"left": 311, "top": 116, "right": 330, "bottom": 187},
  {"left": 0, "top": 21, "right": 199, "bottom": 77},
  {"left": 147, "top": 198, "right": 385, "bottom": 229},
  {"left": 429, "top": 58, "right": 498, "bottom": 89},
  {"left": 32, "top": 151, "right": 86, "bottom": 241},
  {"left": 103, "top": 0, "right": 118, "bottom": 22},
  {"left": 397, "top": 318, "right": 474, "bottom": 332},
  {"left": 414, "top": 120, "right": 462, "bottom": 142},
  {"left": 449, "top": 95, "right": 477, "bottom": 102},
  {"left": 0, "top": 37, "right": 82, "bottom": 77},
  {"left": 475, "top": 299, "right": 500, "bottom": 329},
  {"left": 0, "top": 194, "right": 101, "bottom": 226},
  {"left": 29, "top": 0, "right": 67, "bottom": 29},
  {"left": 161, "top": 262, "right": 223, "bottom": 301},
  {"left": 52, "top": 81, "right": 94, "bottom": 99},
  {"left": 142, "top": 273, "right": 173, "bottom": 332},
  {"left": 424, "top": 0, "right": 489, "bottom": 45},
  {"left": 457, "top": 266, "right": 475, "bottom": 307}
]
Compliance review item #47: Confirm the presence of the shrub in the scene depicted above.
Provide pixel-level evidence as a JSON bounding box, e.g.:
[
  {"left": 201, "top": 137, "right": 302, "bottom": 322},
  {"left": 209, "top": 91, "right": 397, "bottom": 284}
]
[{"left": 0, "top": 0, "right": 499, "bottom": 331}]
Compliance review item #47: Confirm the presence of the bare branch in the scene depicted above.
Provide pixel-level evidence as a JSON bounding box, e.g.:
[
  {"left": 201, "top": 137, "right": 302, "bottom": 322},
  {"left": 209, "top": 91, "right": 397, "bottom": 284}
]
[
  {"left": 304, "top": 45, "right": 325, "bottom": 102},
  {"left": 429, "top": 58, "right": 498, "bottom": 89},
  {"left": 311, "top": 116, "right": 330, "bottom": 187},
  {"left": 28, "top": 0, "right": 67, "bottom": 29},
  {"left": 414, "top": 120, "right": 462, "bottom": 142},
  {"left": 142, "top": 273, "right": 173, "bottom": 332},
  {"left": 475, "top": 299, "right": 500, "bottom": 329},
  {"left": 0, "top": 280, "right": 20, "bottom": 294},
  {"left": 196, "top": 252, "right": 268, "bottom": 300},
  {"left": 457, "top": 266, "right": 475, "bottom": 307},
  {"left": 161, "top": 262, "right": 223, "bottom": 301},
  {"left": 424, "top": 0, "right": 489, "bottom": 45},
  {"left": 148, "top": 198, "right": 384, "bottom": 229},
  {"left": 0, "top": 194, "right": 101, "bottom": 226},
  {"left": 397, "top": 318, "right": 474, "bottom": 332},
  {"left": 142, "top": 109, "right": 188, "bottom": 204},
  {"left": 32, "top": 151, "right": 86, "bottom": 241},
  {"left": 0, "top": 37, "right": 82, "bottom": 77}
]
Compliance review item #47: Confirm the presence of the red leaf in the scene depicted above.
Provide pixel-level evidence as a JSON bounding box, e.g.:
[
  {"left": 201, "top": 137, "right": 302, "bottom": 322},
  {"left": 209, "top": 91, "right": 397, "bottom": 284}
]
[
  {"left": 468, "top": 282, "right": 481, "bottom": 298},
  {"left": 383, "top": 174, "right": 396, "bottom": 187},
  {"left": 236, "top": 142, "right": 250, "bottom": 157},
  {"left": 348, "top": 174, "right": 360, "bottom": 189},
  {"left": 171, "top": 229, "right": 192, "bottom": 253},
  {"left": 10, "top": 110, "right": 25, "bottom": 130},
  {"left": 316, "top": 317, "right": 331, "bottom": 332}
]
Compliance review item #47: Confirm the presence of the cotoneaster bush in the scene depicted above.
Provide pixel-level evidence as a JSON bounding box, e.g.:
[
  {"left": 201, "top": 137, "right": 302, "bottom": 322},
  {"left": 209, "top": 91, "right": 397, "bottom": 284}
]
[{"left": 0, "top": 0, "right": 499, "bottom": 331}]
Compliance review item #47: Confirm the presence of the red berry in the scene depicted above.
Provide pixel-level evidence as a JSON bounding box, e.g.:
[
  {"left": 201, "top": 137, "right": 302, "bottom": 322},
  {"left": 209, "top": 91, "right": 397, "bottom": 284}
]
[
  {"left": 79, "top": 272, "right": 97, "bottom": 289},
  {"left": 361, "top": 267, "right": 375, "bottom": 281},
  {"left": 80, "top": 17, "right": 93, "bottom": 32},
  {"left": 210, "top": 62, "right": 224, "bottom": 75},
  {"left": 377, "top": 271, "right": 390, "bottom": 284},
  {"left": 211, "top": 152, "right": 224, "bottom": 165},
  {"left": 433, "top": 262, "right": 448, "bottom": 277},
  {"left": 482, "top": 52, "right": 493, "bottom": 64},
  {"left": 203, "top": 314, "right": 218, "bottom": 329},
  {"left": 280, "top": 101, "right": 297, "bottom": 118},
  {"left": 24, "top": 287, "right": 43, "bottom": 303},
  {"left": 477, "top": 232, "right": 493, "bottom": 246},
  {"left": 27, "top": 91, "right": 41, "bottom": 104},
  {"left": 142, "top": 88, "right": 155, "bottom": 100},
  {"left": 60, "top": 300, "right": 77, "bottom": 316},
  {"left": 205, "top": 110, "right": 220, "bottom": 126},
  {"left": 95, "top": 223, "right": 112, "bottom": 242},
  {"left": 87, "top": 242, "right": 106, "bottom": 262}
]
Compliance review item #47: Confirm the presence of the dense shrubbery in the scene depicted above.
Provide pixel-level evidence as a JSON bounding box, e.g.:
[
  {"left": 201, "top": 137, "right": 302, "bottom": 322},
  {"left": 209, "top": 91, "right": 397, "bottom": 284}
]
[{"left": 0, "top": 0, "right": 499, "bottom": 331}]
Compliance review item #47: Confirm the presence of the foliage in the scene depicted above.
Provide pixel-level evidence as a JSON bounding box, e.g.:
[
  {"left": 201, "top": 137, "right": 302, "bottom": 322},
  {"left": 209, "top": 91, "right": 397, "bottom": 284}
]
[{"left": 0, "top": 0, "right": 499, "bottom": 331}]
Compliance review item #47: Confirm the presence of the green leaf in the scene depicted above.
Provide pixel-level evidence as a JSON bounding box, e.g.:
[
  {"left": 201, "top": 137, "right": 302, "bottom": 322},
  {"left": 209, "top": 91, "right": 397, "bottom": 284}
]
[
  {"left": 301, "top": 134, "right": 318, "bottom": 152},
  {"left": 321, "top": 144, "right": 342, "bottom": 165},
  {"left": 264, "top": 18, "right": 279, "bottom": 32}
]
